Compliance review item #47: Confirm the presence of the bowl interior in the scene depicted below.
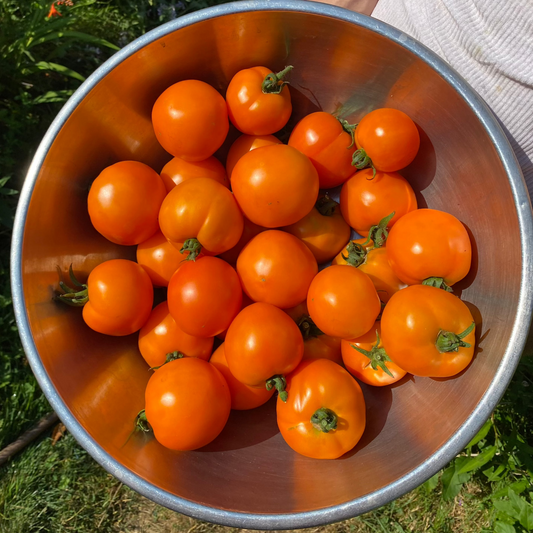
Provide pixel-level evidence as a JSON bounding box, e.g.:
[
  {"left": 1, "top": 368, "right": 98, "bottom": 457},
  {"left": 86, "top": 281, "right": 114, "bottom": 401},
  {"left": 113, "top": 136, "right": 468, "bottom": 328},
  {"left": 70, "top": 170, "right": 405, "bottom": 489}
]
[{"left": 18, "top": 6, "right": 522, "bottom": 522}]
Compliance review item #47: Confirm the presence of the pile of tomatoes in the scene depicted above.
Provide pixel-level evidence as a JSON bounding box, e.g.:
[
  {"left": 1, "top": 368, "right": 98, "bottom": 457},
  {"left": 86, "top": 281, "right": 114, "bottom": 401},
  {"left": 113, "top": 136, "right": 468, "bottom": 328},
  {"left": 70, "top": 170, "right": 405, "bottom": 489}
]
[{"left": 56, "top": 66, "right": 476, "bottom": 460}]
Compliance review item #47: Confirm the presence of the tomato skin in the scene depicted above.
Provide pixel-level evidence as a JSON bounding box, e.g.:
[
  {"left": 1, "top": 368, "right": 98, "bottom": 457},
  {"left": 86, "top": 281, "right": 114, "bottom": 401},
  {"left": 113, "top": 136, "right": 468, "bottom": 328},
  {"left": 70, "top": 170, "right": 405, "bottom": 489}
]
[
  {"left": 283, "top": 196, "right": 351, "bottom": 264},
  {"left": 288, "top": 112, "right": 357, "bottom": 188},
  {"left": 218, "top": 217, "right": 266, "bottom": 266},
  {"left": 210, "top": 343, "right": 274, "bottom": 410},
  {"left": 167, "top": 256, "right": 242, "bottom": 338},
  {"left": 237, "top": 230, "right": 318, "bottom": 309},
  {"left": 339, "top": 169, "right": 417, "bottom": 236},
  {"left": 341, "top": 322, "right": 407, "bottom": 386},
  {"left": 138, "top": 302, "right": 213, "bottom": 368},
  {"left": 307, "top": 265, "right": 380, "bottom": 339},
  {"left": 160, "top": 155, "right": 228, "bottom": 193},
  {"left": 355, "top": 108, "right": 420, "bottom": 172},
  {"left": 276, "top": 358, "right": 366, "bottom": 459},
  {"left": 226, "top": 134, "right": 281, "bottom": 179},
  {"left": 231, "top": 144, "right": 319, "bottom": 228},
  {"left": 159, "top": 177, "right": 243, "bottom": 255},
  {"left": 82, "top": 259, "right": 153, "bottom": 336},
  {"left": 145, "top": 357, "right": 231, "bottom": 450},
  {"left": 226, "top": 66, "right": 292, "bottom": 135},
  {"left": 88, "top": 161, "right": 166, "bottom": 246},
  {"left": 152, "top": 80, "right": 229, "bottom": 161},
  {"left": 381, "top": 285, "right": 476, "bottom": 377},
  {"left": 386, "top": 208, "right": 472, "bottom": 286},
  {"left": 225, "top": 302, "right": 304, "bottom": 388}
]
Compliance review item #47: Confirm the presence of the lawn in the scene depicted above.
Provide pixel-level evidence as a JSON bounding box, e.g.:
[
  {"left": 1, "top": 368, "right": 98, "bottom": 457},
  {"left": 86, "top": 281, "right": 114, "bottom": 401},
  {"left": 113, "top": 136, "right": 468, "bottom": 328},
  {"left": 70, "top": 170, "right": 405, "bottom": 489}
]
[{"left": 1, "top": 1, "right": 532, "bottom": 532}]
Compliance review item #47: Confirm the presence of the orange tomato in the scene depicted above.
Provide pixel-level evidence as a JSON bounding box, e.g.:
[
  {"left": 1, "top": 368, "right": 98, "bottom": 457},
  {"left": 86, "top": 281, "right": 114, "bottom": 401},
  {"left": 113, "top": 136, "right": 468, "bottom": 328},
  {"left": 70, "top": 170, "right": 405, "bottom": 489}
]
[
  {"left": 276, "top": 358, "right": 366, "bottom": 459},
  {"left": 225, "top": 134, "right": 281, "bottom": 179},
  {"left": 209, "top": 343, "right": 274, "bottom": 410},
  {"left": 381, "top": 285, "right": 476, "bottom": 377},
  {"left": 159, "top": 177, "right": 243, "bottom": 255},
  {"left": 152, "top": 79, "right": 228, "bottom": 161},
  {"left": 138, "top": 302, "right": 214, "bottom": 368},
  {"left": 339, "top": 168, "right": 417, "bottom": 237},
  {"left": 386, "top": 208, "right": 472, "bottom": 288},
  {"left": 236, "top": 230, "right": 318, "bottom": 309},
  {"left": 231, "top": 144, "right": 319, "bottom": 228},
  {"left": 226, "top": 66, "right": 292, "bottom": 135},
  {"left": 87, "top": 161, "right": 166, "bottom": 246},
  {"left": 160, "top": 155, "right": 228, "bottom": 192},
  {"left": 341, "top": 322, "right": 407, "bottom": 386}
]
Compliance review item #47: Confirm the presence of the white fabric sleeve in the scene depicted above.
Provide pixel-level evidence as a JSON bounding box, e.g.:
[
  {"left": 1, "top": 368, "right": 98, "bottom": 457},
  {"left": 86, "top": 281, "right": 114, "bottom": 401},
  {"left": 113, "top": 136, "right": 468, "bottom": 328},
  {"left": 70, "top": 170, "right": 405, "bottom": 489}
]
[{"left": 372, "top": 0, "right": 533, "bottom": 197}]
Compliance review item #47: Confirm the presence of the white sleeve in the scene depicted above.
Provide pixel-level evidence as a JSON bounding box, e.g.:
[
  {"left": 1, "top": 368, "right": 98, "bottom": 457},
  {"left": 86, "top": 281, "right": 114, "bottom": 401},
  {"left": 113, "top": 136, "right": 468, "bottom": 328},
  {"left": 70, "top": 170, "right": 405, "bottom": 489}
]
[{"left": 372, "top": 0, "right": 533, "bottom": 195}]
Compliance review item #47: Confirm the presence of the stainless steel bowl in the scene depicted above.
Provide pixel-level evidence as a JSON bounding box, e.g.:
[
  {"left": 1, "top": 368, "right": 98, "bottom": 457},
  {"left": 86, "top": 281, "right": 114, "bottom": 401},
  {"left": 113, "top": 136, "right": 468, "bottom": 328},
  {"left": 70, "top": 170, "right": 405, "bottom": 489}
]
[{"left": 11, "top": 1, "right": 533, "bottom": 528}]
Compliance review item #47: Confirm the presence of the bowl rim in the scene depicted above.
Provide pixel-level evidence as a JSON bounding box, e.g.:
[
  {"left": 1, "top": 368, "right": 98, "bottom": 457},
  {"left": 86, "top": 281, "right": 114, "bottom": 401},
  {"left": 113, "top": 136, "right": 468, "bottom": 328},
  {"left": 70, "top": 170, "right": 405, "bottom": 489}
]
[{"left": 10, "top": 0, "right": 533, "bottom": 529}]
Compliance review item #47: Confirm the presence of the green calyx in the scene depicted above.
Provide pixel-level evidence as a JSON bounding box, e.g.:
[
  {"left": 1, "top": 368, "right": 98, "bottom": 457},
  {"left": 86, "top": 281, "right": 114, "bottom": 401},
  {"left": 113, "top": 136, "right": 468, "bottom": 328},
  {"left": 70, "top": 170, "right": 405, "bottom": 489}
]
[
  {"left": 422, "top": 277, "right": 453, "bottom": 292},
  {"left": 436, "top": 322, "right": 475, "bottom": 353},
  {"left": 337, "top": 118, "right": 358, "bottom": 149},
  {"left": 261, "top": 65, "right": 293, "bottom": 94},
  {"left": 315, "top": 194, "right": 338, "bottom": 217},
  {"left": 180, "top": 238, "right": 202, "bottom": 261},
  {"left": 311, "top": 407, "right": 338, "bottom": 433},
  {"left": 54, "top": 264, "right": 88, "bottom": 307},
  {"left": 350, "top": 330, "right": 394, "bottom": 378},
  {"left": 134, "top": 410, "right": 152, "bottom": 434},
  {"left": 352, "top": 148, "right": 376, "bottom": 178},
  {"left": 266, "top": 374, "right": 288, "bottom": 402},
  {"left": 342, "top": 241, "right": 368, "bottom": 268},
  {"left": 366, "top": 211, "right": 395, "bottom": 249},
  {"left": 149, "top": 351, "right": 185, "bottom": 371},
  {"left": 297, "top": 315, "right": 324, "bottom": 340}
]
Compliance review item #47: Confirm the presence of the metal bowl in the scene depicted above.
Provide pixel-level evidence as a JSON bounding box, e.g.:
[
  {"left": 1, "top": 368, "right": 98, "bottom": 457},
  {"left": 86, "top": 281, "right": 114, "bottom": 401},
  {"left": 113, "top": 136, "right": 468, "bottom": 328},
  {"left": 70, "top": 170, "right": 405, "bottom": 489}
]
[{"left": 11, "top": 1, "right": 533, "bottom": 528}]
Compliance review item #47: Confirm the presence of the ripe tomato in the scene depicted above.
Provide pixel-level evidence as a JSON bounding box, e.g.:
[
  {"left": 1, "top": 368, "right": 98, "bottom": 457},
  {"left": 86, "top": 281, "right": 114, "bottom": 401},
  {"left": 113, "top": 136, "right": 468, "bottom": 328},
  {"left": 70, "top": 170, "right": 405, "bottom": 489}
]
[
  {"left": 283, "top": 194, "right": 351, "bottom": 264},
  {"left": 332, "top": 239, "right": 406, "bottom": 303},
  {"left": 341, "top": 322, "right": 407, "bottom": 386},
  {"left": 209, "top": 343, "right": 274, "bottom": 410},
  {"left": 236, "top": 230, "right": 318, "bottom": 309},
  {"left": 276, "top": 358, "right": 366, "bottom": 459},
  {"left": 225, "top": 302, "right": 304, "bottom": 398},
  {"left": 218, "top": 217, "right": 266, "bottom": 266},
  {"left": 167, "top": 256, "right": 242, "bottom": 338},
  {"left": 386, "top": 208, "right": 472, "bottom": 289},
  {"left": 226, "top": 134, "right": 281, "bottom": 179},
  {"left": 288, "top": 111, "right": 357, "bottom": 188},
  {"left": 354, "top": 108, "right": 420, "bottom": 173},
  {"left": 87, "top": 161, "right": 166, "bottom": 246},
  {"left": 226, "top": 66, "right": 292, "bottom": 135},
  {"left": 138, "top": 302, "right": 214, "bottom": 369},
  {"left": 152, "top": 79, "right": 229, "bottom": 161},
  {"left": 339, "top": 168, "right": 417, "bottom": 236},
  {"left": 160, "top": 155, "right": 228, "bottom": 193},
  {"left": 159, "top": 177, "right": 243, "bottom": 256},
  {"left": 144, "top": 357, "right": 231, "bottom": 450},
  {"left": 56, "top": 260, "right": 153, "bottom": 336},
  {"left": 381, "top": 285, "right": 476, "bottom": 377},
  {"left": 307, "top": 265, "right": 380, "bottom": 339},
  {"left": 231, "top": 144, "right": 319, "bottom": 228}
]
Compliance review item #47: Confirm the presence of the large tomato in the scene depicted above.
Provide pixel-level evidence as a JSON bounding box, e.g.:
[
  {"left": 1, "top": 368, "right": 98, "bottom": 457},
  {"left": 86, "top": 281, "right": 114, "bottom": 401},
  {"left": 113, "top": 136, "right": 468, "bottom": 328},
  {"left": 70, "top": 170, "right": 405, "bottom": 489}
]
[
  {"left": 226, "top": 134, "right": 281, "bottom": 179},
  {"left": 231, "top": 144, "right": 319, "bottom": 228},
  {"left": 167, "top": 256, "right": 242, "bottom": 338},
  {"left": 283, "top": 195, "right": 351, "bottom": 264},
  {"left": 307, "top": 265, "right": 380, "bottom": 339},
  {"left": 209, "top": 343, "right": 274, "bottom": 410},
  {"left": 225, "top": 302, "right": 304, "bottom": 399},
  {"left": 138, "top": 301, "right": 214, "bottom": 368},
  {"left": 353, "top": 108, "right": 420, "bottom": 173},
  {"left": 152, "top": 79, "right": 229, "bottom": 161},
  {"left": 288, "top": 111, "right": 357, "bottom": 188},
  {"left": 339, "top": 169, "right": 417, "bottom": 237},
  {"left": 160, "top": 155, "right": 228, "bottom": 192},
  {"left": 144, "top": 357, "right": 231, "bottom": 450},
  {"left": 386, "top": 208, "right": 472, "bottom": 289},
  {"left": 87, "top": 161, "right": 166, "bottom": 246},
  {"left": 226, "top": 66, "right": 292, "bottom": 135},
  {"left": 236, "top": 230, "right": 318, "bottom": 309},
  {"left": 276, "top": 358, "right": 366, "bottom": 459},
  {"left": 341, "top": 322, "right": 407, "bottom": 386},
  {"left": 159, "top": 177, "right": 243, "bottom": 256},
  {"left": 381, "top": 284, "right": 476, "bottom": 377}
]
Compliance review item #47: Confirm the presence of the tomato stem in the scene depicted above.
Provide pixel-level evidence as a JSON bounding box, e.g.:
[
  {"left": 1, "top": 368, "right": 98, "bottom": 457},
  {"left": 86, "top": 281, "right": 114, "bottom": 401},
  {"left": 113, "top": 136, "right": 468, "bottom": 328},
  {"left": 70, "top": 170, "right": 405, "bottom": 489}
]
[
  {"left": 134, "top": 410, "right": 152, "bottom": 433},
  {"left": 297, "top": 315, "right": 323, "bottom": 340},
  {"left": 422, "top": 277, "right": 453, "bottom": 292},
  {"left": 315, "top": 194, "right": 338, "bottom": 217},
  {"left": 366, "top": 211, "right": 394, "bottom": 249},
  {"left": 311, "top": 407, "right": 338, "bottom": 433},
  {"left": 350, "top": 330, "right": 394, "bottom": 378},
  {"left": 436, "top": 322, "right": 475, "bottom": 353},
  {"left": 149, "top": 351, "right": 185, "bottom": 371},
  {"left": 341, "top": 241, "right": 368, "bottom": 268},
  {"left": 180, "top": 238, "right": 202, "bottom": 261},
  {"left": 53, "top": 264, "right": 88, "bottom": 307},
  {"left": 352, "top": 148, "right": 376, "bottom": 178},
  {"left": 337, "top": 118, "right": 357, "bottom": 149},
  {"left": 266, "top": 374, "right": 288, "bottom": 402},
  {"left": 261, "top": 65, "right": 293, "bottom": 94}
]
